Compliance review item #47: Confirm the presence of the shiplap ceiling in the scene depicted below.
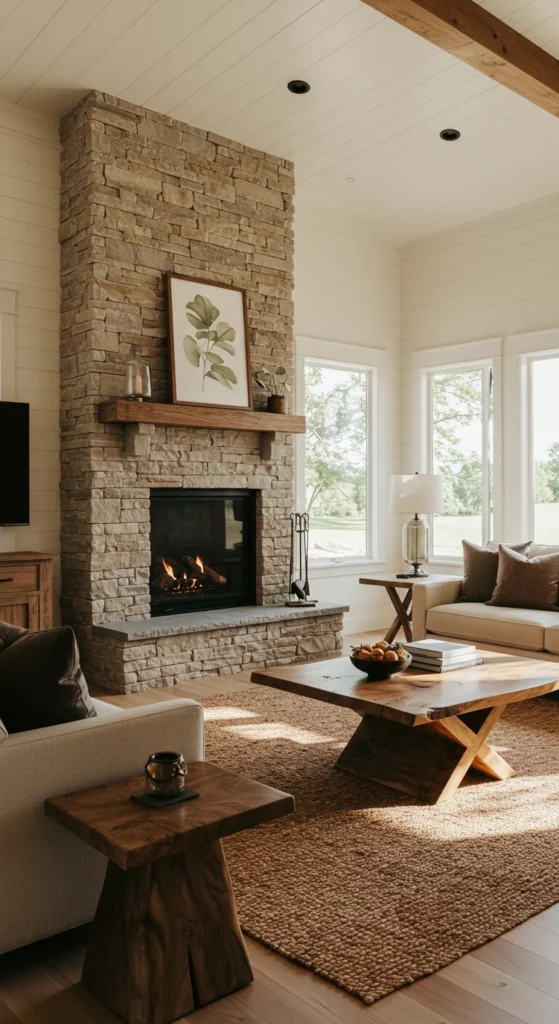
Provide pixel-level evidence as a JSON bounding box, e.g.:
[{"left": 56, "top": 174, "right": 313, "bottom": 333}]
[{"left": 2, "top": 0, "right": 559, "bottom": 242}]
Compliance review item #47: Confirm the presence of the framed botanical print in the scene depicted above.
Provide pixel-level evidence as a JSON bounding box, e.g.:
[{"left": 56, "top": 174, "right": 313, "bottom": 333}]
[{"left": 166, "top": 273, "right": 252, "bottom": 410}]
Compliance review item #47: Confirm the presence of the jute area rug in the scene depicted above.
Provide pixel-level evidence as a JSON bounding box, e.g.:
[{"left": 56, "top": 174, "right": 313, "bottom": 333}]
[{"left": 201, "top": 685, "right": 559, "bottom": 1005}]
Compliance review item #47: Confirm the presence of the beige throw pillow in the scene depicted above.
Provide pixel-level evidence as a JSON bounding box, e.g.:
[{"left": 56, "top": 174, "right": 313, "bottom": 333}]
[
  {"left": 460, "top": 540, "right": 531, "bottom": 603},
  {"left": 487, "top": 545, "right": 559, "bottom": 611}
]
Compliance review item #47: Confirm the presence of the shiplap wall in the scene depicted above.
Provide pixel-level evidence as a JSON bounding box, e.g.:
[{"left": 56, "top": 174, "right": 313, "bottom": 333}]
[
  {"left": 0, "top": 99, "right": 60, "bottom": 613},
  {"left": 401, "top": 195, "right": 559, "bottom": 352},
  {"left": 295, "top": 211, "right": 401, "bottom": 632}
]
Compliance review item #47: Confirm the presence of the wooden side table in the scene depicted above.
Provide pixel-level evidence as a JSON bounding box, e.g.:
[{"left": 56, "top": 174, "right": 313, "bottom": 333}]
[
  {"left": 358, "top": 573, "right": 460, "bottom": 643},
  {"left": 45, "top": 761, "right": 294, "bottom": 1024}
]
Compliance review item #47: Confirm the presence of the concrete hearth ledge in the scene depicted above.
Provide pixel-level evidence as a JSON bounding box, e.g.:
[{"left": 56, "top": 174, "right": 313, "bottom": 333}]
[{"left": 93, "top": 602, "right": 349, "bottom": 642}]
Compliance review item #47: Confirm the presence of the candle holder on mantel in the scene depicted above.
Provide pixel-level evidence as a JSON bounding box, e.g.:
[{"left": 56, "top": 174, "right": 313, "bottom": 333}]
[{"left": 125, "top": 360, "right": 151, "bottom": 401}]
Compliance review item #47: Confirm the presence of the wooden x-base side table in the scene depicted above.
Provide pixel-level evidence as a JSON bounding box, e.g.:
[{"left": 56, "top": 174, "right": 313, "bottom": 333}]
[
  {"left": 359, "top": 573, "right": 460, "bottom": 643},
  {"left": 45, "top": 762, "right": 293, "bottom": 1024}
]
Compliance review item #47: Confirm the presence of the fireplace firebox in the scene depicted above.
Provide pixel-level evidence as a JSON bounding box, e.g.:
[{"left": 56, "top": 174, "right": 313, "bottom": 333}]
[{"left": 150, "top": 488, "right": 256, "bottom": 616}]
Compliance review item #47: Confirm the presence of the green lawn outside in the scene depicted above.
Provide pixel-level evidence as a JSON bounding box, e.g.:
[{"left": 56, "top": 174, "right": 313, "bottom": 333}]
[{"left": 309, "top": 505, "right": 559, "bottom": 562}]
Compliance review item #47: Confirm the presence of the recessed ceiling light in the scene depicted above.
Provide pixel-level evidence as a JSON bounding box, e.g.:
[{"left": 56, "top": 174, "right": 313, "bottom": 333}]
[
  {"left": 287, "top": 79, "right": 310, "bottom": 95},
  {"left": 440, "top": 128, "right": 461, "bottom": 142}
]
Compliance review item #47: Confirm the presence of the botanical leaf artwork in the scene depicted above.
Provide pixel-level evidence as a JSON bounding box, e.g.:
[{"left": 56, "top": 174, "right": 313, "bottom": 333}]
[{"left": 183, "top": 294, "right": 238, "bottom": 390}]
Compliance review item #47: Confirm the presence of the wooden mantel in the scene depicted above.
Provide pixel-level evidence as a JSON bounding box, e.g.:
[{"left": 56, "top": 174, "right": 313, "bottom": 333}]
[{"left": 99, "top": 400, "right": 306, "bottom": 460}]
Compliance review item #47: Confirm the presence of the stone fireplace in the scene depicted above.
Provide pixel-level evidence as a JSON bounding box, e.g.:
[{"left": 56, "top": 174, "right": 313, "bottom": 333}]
[{"left": 59, "top": 91, "right": 345, "bottom": 693}]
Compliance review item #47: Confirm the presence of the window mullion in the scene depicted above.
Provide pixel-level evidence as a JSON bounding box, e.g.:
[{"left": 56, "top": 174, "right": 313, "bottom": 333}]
[{"left": 481, "top": 365, "right": 491, "bottom": 545}]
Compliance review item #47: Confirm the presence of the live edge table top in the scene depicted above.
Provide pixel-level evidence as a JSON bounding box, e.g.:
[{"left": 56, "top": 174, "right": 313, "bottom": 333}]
[
  {"left": 251, "top": 651, "right": 559, "bottom": 728},
  {"left": 45, "top": 761, "right": 294, "bottom": 871}
]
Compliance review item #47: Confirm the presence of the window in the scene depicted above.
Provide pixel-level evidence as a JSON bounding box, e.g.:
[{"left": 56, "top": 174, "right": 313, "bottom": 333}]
[
  {"left": 303, "top": 360, "right": 373, "bottom": 563},
  {"left": 428, "top": 365, "right": 493, "bottom": 559},
  {"left": 530, "top": 355, "right": 559, "bottom": 543}
]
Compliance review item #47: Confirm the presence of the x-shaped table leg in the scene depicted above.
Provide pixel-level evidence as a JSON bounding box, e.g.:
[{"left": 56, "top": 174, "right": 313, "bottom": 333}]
[
  {"left": 384, "top": 588, "right": 413, "bottom": 643},
  {"left": 336, "top": 703, "right": 514, "bottom": 803}
]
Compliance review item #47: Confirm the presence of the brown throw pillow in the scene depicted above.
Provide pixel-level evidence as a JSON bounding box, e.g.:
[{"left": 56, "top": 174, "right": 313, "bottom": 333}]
[
  {"left": 0, "top": 625, "right": 96, "bottom": 734},
  {"left": 487, "top": 545, "right": 559, "bottom": 611},
  {"left": 460, "top": 540, "right": 531, "bottom": 603}
]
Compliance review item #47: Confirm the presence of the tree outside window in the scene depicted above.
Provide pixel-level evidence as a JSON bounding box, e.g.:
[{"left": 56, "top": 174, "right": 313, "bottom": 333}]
[
  {"left": 531, "top": 357, "right": 559, "bottom": 542},
  {"left": 304, "top": 362, "right": 369, "bottom": 561},
  {"left": 431, "top": 367, "right": 492, "bottom": 558}
]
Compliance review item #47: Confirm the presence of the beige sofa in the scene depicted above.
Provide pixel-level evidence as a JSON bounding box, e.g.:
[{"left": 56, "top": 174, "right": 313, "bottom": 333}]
[
  {"left": 412, "top": 544, "right": 559, "bottom": 662},
  {"left": 0, "top": 696, "right": 204, "bottom": 954}
]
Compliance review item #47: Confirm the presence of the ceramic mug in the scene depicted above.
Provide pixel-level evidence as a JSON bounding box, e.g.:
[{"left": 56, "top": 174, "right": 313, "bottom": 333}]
[{"left": 145, "top": 751, "right": 187, "bottom": 799}]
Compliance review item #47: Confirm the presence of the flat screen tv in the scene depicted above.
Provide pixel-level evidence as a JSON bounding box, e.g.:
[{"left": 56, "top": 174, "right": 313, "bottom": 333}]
[{"left": 0, "top": 401, "right": 30, "bottom": 526}]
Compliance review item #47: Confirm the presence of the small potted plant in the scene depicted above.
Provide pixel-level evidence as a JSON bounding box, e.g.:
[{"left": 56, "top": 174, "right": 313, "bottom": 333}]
[{"left": 253, "top": 365, "right": 290, "bottom": 413}]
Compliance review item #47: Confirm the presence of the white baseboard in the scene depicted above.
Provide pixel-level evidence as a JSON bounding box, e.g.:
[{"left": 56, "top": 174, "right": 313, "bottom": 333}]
[{"left": 342, "top": 613, "right": 389, "bottom": 636}]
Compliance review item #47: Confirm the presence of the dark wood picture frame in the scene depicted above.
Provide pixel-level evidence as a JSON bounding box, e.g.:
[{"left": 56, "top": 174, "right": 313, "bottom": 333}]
[{"left": 166, "top": 272, "right": 252, "bottom": 411}]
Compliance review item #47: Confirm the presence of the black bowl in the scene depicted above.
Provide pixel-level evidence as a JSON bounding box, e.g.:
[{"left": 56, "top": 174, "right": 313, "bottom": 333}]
[{"left": 349, "top": 653, "right": 412, "bottom": 681}]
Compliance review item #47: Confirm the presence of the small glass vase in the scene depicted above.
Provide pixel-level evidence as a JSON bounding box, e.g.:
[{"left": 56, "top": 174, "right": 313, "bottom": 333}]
[{"left": 125, "top": 360, "right": 151, "bottom": 402}]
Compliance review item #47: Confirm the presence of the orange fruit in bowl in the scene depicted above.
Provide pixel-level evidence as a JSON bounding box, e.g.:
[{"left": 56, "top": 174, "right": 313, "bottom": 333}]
[{"left": 384, "top": 650, "right": 398, "bottom": 662}]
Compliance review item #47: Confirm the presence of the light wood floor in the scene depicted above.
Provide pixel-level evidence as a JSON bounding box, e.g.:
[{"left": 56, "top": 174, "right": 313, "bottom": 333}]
[{"left": 3, "top": 633, "right": 558, "bottom": 1024}]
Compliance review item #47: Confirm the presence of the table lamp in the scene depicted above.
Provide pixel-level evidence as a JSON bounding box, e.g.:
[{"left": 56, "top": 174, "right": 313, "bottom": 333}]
[{"left": 390, "top": 473, "right": 444, "bottom": 578}]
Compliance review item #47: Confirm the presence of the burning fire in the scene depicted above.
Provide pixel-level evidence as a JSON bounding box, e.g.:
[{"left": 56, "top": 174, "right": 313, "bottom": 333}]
[
  {"left": 154, "top": 553, "right": 226, "bottom": 599},
  {"left": 162, "top": 558, "right": 176, "bottom": 580}
]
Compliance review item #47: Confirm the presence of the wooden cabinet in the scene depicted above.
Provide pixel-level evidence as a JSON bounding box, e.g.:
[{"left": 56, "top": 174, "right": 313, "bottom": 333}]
[{"left": 0, "top": 552, "right": 53, "bottom": 630}]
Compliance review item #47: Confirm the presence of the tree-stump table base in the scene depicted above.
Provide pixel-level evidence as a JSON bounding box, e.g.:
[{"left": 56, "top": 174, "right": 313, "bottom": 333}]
[
  {"left": 45, "top": 763, "right": 293, "bottom": 1024},
  {"left": 83, "top": 840, "right": 252, "bottom": 1024}
]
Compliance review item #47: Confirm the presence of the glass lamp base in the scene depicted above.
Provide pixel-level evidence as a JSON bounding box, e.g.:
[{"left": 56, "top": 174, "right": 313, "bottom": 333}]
[{"left": 401, "top": 516, "right": 430, "bottom": 576}]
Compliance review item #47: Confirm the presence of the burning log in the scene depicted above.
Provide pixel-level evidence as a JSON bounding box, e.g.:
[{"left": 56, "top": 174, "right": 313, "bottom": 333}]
[
  {"left": 185, "top": 555, "right": 227, "bottom": 586},
  {"left": 152, "top": 572, "right": 177, "bottom": 592}
]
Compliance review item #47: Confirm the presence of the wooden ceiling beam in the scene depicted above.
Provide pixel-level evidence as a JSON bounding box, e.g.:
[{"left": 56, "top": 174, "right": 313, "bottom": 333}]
[{"left": 360, "top": 0, "right": 559, "bottom": 117}]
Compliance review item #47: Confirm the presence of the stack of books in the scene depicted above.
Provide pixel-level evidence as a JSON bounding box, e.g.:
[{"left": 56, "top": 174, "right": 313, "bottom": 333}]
[{"left": 401, "top": 639, "right": 484, "bottom": 673}]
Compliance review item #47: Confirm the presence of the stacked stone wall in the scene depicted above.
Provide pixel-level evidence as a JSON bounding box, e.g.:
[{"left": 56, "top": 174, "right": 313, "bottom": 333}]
[{"left": 59, "top": 91, "right": 299, "bottom": 684}]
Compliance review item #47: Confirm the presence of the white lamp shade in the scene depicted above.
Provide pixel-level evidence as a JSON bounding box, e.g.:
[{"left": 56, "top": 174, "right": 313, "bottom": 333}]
[{"left": 390, "top": 474, "right": 444, "bottom": 515}]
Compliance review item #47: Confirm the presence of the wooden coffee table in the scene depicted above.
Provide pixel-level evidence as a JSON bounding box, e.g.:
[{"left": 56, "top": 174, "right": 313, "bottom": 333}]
[
  {"left": 45, "top": 761, "right": 294, "bottom": 1024},
  {"left": 252, "top": 651, "right": 559, "bottom": 804}
]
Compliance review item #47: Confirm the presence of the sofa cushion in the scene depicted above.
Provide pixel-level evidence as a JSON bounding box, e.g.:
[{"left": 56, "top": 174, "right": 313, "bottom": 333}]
[
  {"left": 426, "top": 602, "right": 559, "bottom": 651},
  {"left": 528, "top": 545, "right": 559, "bottom": 559},
  {"left": 487, "top": 545, "right": 559, "bottom": 611},
  {"left": 91, "top": 698, "right": 122, "bottom": 716},
  {"left": 461, "top": 540, "right": 531, "bottom": 602},
  {"left": 0, "top": 625, "right": 97, "bottom": 734},
  {"left": 544, "top": 628, "right": 559, "bottom": 656}
]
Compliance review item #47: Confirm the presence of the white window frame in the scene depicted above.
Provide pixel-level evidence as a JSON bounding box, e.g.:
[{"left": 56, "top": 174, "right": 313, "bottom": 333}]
[
  {"left": 525, "top": 348, "right": 559, "bottom": 544},
  {"left": 503, "top": 328, "right": 559, "bottom": 542},
  {"left": 296, "top": 336, "right": 387, "bottom": 572},
  {"left": 412, "top": 329, "right": 559, "bottom": 560},
  {"left": 412, "top": 338, "right": 502, "bottom": 566}
]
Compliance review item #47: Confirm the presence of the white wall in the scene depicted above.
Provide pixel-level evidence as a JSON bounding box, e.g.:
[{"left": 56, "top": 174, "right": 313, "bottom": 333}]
[
  {"left": 294, "top": 210, "right": 401, "bottom": 633},
  {"left": 401, "top": 194, "right": 559, "bottom": 569},
  {"left": 0, "top": 100, "right": 60, "bottom": 612}
]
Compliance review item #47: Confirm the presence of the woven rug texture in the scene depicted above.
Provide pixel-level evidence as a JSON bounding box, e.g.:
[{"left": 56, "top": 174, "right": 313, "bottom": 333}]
[{"left": 201, "top": 685, "right": 559, "bottom": 1004}]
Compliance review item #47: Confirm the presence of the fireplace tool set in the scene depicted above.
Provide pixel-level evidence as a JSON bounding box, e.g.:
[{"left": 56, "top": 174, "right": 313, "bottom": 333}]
[{"left": 285, "top": 512, "right": 317, "bottom": 607}]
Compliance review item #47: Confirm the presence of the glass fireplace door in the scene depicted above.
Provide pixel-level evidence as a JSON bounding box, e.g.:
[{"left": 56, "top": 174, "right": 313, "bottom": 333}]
[{"left": 150, "top": 488, "right": 256, "bottom": 615}]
